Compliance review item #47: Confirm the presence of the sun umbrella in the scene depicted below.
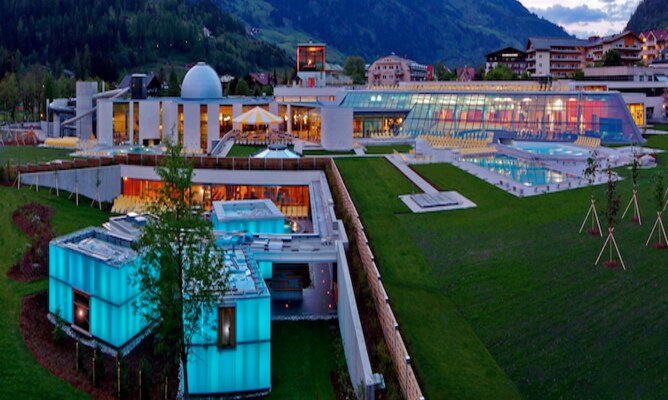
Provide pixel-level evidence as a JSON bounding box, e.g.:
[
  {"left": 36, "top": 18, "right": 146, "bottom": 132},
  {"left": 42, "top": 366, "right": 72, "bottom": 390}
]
[{"left": 232, "top": 106, "right": 282, "bottom": 125}]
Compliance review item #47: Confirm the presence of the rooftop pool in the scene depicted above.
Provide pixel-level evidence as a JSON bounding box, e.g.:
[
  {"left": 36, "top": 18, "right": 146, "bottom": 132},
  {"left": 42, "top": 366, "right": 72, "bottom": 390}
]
[
  {"left": 461, "top": 154, "right": 575, "bottom": 187},
  {"left": 506, "top": 141, "right": 589, "bottom": 158}
]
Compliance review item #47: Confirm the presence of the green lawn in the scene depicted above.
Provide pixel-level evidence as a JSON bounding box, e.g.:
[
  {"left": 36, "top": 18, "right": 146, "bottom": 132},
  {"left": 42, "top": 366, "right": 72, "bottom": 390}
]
[
  {"left": 364, "top": 145, "right": 413, "bottom": 154},
  {"left": 0, "top": 187, "right": 109, "bottom": 399},
  {"left": 336, "top": 135, "right": 668, "bottom": 400},
  {"left": 226, "top": 145, "right": 266, "bottom": 157},
  {"left": 270, "top": 321, "right": 339, "bottom": 399},
  {"left": 0, "top": 146, "right": 76, "bottom": 165},
  {"left": 651, "top": 123, "right": 668, "bottom": 132}
]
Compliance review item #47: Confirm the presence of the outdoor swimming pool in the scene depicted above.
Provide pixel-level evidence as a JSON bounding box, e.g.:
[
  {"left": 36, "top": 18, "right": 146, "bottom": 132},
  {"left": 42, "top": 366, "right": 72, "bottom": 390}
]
[
  {"left": 506, "top": 141, "right": 589, "bottom": 158},
  {"left": 461, "top": 154, "right": 574, "bottom": 186}
]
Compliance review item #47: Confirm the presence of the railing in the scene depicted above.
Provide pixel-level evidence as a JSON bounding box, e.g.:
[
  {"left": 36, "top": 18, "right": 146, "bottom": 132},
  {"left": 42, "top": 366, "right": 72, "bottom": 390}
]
[
  {"left": 7, "top": 154, "right": 333, "bottom": 179},
  {"left": 328, "top": 160, "right": 425, "bottom": 400}
]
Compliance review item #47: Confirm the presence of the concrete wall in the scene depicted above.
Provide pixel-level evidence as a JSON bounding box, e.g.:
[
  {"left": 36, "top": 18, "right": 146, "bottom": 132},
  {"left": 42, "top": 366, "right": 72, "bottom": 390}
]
[
  {"left": 183, "top": 103, "right": 200, "bottom": 151},
  {"left": 97, "top": 100, "right": 113, "bottom": 145},
  {"left": 336, "top": 242, "right": 376, "bottom": 399},
  {"left": 76, "top": 82, "right": 97, "bottom": 140},
  {"left": 139, "top": 101, "right": 160, "bottom": 142},
  {"left": 207, "top": 103, "right": 219, "bottom": 152},
  {"left": 321, "top": 107, "right": 353, "bottom": 150},
  {"left": 20, "top": 165, "right": 122, "bottom": 203},
  {"left": 162, "top": 101, "right": 178, "bottom": 144},
  {"left": 535, "top": 51, "right": 550, "bottom": 76}
]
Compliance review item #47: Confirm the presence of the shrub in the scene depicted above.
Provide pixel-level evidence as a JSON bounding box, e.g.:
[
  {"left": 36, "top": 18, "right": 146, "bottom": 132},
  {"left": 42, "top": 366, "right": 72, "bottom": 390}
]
[
  {"left": 114, "top": 356, "right": 129, "bottom": 399},
  {"left": 92, "top": 345, "right": 105, "bottom": 387},
  {"left": 138, "top": 357, "right": 152, "bottom": 400},
  {"left": 51, "top": 307, "right": 66, "bottom": 345}
]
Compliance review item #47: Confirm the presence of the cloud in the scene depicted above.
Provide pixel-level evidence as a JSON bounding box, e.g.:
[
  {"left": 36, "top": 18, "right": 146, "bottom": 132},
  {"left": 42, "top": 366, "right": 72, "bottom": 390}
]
[{"left": 530, "top": 5, "right": 607, "bottom": 24}]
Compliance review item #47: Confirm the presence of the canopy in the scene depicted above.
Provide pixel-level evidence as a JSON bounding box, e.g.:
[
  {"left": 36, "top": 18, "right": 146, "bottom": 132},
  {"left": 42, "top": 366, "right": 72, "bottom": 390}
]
[
  {"left": 233, "top": 107, "right": 282, "bottom": 125},
  {"left": 252, "top": 144, "right": 301, "bottom": 159}
]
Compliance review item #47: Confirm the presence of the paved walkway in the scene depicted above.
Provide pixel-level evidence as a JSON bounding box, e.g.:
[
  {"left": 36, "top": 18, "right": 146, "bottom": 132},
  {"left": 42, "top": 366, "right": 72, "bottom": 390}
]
[
  {"left": 218, "top": 140, "right": 235, "bottom": 157},
  {"left": 385, "top": 154, "right": 439, "bottom": 194}
]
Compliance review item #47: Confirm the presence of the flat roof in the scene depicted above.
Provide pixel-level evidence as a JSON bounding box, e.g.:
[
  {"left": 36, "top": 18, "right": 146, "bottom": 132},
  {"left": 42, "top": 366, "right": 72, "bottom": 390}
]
[
  {"left": 105, "top": 96, "right": 272, "bottom": 105},
  {"left": 218, "top": 247, "right": 268, "bottom": 298},
  {"left": 52, "top": 228, "right": 137, "bottom": 267},
  {"left": 212, "top": 199, "right": 284, "bottom": 222}
]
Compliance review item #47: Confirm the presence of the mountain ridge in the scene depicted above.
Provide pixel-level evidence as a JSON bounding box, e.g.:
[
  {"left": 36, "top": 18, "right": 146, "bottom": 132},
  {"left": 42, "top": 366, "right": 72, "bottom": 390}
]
[
  {"left": 216, "top": 0, "right": 570, "bottom": 65},
  {"left": 626, "top": 0, "right": 668, "bottom": 34}
]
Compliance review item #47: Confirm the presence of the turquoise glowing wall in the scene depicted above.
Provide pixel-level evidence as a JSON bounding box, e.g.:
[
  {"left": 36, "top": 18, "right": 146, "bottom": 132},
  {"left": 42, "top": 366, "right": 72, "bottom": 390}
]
[
  {"left": 212, "top": 217, "right": 285, "bottom": 235},
  {"left": 48, "top": 242, "right": 146, "bottom": 348},
  {"left": 187, "top": 295, "right": 271, "bottom": 395},
  {"left": 257, "top": 261, "right": 272, "bottom": 279}
]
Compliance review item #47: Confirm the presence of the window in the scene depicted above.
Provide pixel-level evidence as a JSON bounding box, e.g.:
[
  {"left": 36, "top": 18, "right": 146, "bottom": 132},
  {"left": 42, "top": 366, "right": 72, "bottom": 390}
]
[
  {"left": 218, "top": 307, "right": 236, "bottom": 349},
  {"left": 73, "top": 290, "right": 90, "bottom": 333}
]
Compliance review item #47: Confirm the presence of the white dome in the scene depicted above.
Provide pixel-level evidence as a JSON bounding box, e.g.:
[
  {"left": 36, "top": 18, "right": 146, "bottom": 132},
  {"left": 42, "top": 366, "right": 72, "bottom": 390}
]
[{"left": 180, "top": 62, "right": 222, "bottom": 99}]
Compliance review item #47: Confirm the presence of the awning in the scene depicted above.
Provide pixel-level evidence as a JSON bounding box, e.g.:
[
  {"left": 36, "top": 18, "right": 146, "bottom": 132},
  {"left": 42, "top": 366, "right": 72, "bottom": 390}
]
[{"left": 233, "top": 106, "right": 282, "bottom": 125}]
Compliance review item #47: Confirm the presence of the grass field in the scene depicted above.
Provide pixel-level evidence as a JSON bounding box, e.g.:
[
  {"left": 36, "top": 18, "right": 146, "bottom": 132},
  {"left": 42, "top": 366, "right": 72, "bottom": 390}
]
[
  {"left": 337, "top": 135, "right": 668, "bottom": 399},
  {"left": 270, "top": 321, "right": 339, "bottom": 399},
  {"left": 226, "top": 145, "right": 266, "bottom": 157},
  {"left": 0, "top": 187, "right": 108, "bottom": 399},
  {"left": 364, "top": 145, "right": 413, "bottom": 154},
  {"left": 0, "top": 147, "right": 76, "bottom": 165}
]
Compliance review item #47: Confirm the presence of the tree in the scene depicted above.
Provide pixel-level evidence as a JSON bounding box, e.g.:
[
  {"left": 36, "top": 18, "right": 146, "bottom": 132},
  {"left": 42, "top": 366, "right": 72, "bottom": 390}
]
[
  {"left": 602, "top": 49, "right": 623, "bottom": 67},
  {"left": 131, "top": 141, "right": 227, "bottom": 399},
  {"left": 234, "top": 79, "right": 250, "bottom": 96},
  {"left": 484, "top": 64, "right": 517, "bottom": 81},
  {"left": 595, "top": 166, "right": 625, "bottom": 269},
  {"left": 167, "top": 68, "right": 180, "bottom": 97},
  {"left": 0, "top": 73, "right": 20, "bottom": 121},
  {"left": 343, "top": 56, "right": 366, "bottom": 84},
  {"left": 580, "top": 150, "right": 603, "bottom": 236},
  {"left": 571, "top": 70, "right": 585, "bottom": 80},
  {"left": 261, "top": 84, "right": 273, "bottom": 96},
  {"left": 646, "top": 170, "right": 668, "bottom": 248}
]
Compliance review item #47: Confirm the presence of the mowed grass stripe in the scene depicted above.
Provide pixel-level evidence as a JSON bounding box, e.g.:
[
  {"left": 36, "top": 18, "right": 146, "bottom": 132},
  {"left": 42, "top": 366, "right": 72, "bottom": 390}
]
[
  {"left": 336, "top": 157, "right": 522, "bottom": 399},
  {"left": 406, "top": 136, "right": 668, "bottom": 399}
]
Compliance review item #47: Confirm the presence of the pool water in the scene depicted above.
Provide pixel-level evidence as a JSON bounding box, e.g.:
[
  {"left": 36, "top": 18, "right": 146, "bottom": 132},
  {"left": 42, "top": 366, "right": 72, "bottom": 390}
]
[
  {"left": 507, "top": 141, "right": 589, "bottom": 157},
  {"left": 461, "top": 154, "right": 573, "bottom": 186}
]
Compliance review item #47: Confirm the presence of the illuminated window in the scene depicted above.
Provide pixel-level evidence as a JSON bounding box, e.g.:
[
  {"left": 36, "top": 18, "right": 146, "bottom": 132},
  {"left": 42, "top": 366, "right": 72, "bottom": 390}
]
[
  {"left": 218, "top": 306, "right": 236, "bottom": 349},
  {"left": 200, "top": 104, "right": 208, "bottom": 151},
  {"left": 133, "top": 102, "right": 139, "bottom": 145},
  {"left": 73, "top": 290, "right": 90, "bottom": 333},
  {"left": 178, "top": 104, "right": 184, "bottom": 146}
]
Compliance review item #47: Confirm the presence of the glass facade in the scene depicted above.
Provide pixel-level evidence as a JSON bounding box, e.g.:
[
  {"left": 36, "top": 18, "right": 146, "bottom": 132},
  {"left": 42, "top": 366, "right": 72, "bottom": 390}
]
[
  {"left": 341, "top": 91, "right": 643, "bottom": 144},
  {"left": 122, "top": 179, "right": 311, "bottom": 220},
  {"left": 49, "top": 230, "right": 146, "bottom": 348},
  {"left": 112, "top": 103, "right": 129, "bottom": 145}
]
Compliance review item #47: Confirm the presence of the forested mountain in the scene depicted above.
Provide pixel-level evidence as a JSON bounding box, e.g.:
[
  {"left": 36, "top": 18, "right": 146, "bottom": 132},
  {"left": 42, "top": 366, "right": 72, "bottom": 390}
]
[
  {"left": 216, "top": 0, "right": 570, "bottom": 65},
  {"left": 0, "top": 0, "right": 291, "bottom": 81},
  {"left": 626, "top": 0, "right": 668, "bottom": 33}
]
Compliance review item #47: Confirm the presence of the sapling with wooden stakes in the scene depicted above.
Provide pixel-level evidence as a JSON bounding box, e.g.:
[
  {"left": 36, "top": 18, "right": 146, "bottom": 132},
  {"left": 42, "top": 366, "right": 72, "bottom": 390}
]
[
  {"left": 622, "top": 149, "right": 642, "bottom": 224},
  {"left": 580, "top": 150, "right": 603, "bottom": 236},
  {"left": 646, "top": 171, "right": 668, "bottom": 249},
  {"left": 595, "top": 166, "right": 625, "bottom": 269}
]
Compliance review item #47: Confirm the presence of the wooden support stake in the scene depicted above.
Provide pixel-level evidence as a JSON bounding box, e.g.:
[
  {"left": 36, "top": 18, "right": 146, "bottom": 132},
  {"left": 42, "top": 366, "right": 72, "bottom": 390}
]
[
  {"left": 622, "top": 189, "right": 642, "bottom": 224},
  {"left": 595, "top": 227, "right": 626, "bottom": 270},
  {"left": 646, "top": 211, "right": 668, "bottom": 247},
  {"left": 579, "top": 197, "right": 603, "bottom": 236}
]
